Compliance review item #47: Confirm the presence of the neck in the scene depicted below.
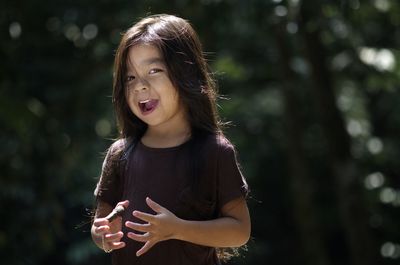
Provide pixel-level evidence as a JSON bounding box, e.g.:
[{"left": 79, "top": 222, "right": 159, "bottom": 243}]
[{"left": 142, "top": 119, "right": 191, "bottom": 148}]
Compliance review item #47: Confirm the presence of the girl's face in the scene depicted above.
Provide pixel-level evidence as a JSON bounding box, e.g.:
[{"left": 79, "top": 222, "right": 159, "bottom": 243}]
[{"left": 125, "top": 44, "right": 187, "bottom": 131}]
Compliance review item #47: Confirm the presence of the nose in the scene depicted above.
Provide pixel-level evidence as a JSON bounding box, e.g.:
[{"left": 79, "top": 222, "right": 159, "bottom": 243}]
[{"left": 133, "top": 77, "right": 149, "bottom": 93}]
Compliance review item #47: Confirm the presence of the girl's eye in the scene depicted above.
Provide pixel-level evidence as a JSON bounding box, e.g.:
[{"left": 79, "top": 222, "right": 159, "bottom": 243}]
[
  {"left": 149, "top": 68, "right": 163, "bottom": 74},
  {"left": 126, "top": 75, "right": 135, "bottom": 82}
]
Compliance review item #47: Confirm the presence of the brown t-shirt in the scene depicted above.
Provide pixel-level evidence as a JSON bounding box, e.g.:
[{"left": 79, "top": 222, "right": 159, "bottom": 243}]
[{"left": 94, "top": 133, "right": 248, "bottom": 265}]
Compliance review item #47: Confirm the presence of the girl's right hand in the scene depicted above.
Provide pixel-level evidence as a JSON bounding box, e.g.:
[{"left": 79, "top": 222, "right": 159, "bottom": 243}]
[{"left": 93, "top": 200, "right": 129, "bottom": 251}]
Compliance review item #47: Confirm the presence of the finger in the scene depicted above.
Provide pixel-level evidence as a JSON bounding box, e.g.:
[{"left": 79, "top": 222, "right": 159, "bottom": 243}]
[
  {"left": 94, "top": 225, "right": 110, "bottom": 235},
  {"left": 127, "top": 232, "right": 151, "bottom": 242},
  {"left": 109, "top": 215, "right": 122, "bottom": 225},
  {"left": 94, "top": 218, "right": 109, "bottom": 227},
  {"left": 104, "top": 231, "right": 124, "bottom": 242},
  {"left": 146, "top": 197, "right": 164, "bottom": 213},
  {"left": 136, "top": 241, "right": 156, "bottom": 256},
  {"left": 109, "top": 241, "right": 126, "bottom": 250},
  {"left": 125, "top": 221, "right": 152, "bottom": 233},
  {"left": 116, "top": 200, "right": 130, "bottom": 209},
  {"left": 132, "top": 211, "right": 156, "bottom": 223}
]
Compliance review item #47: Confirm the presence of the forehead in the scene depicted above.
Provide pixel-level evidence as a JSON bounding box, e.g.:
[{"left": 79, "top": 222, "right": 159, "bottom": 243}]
[{"left": 126, "top": 44, "right": 164, "bottom": 69}]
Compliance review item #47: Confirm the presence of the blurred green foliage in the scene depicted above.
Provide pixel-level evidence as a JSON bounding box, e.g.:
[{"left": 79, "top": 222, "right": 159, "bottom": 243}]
[{"left": 1, "top": 0, "right": 400, "bottom": 265}]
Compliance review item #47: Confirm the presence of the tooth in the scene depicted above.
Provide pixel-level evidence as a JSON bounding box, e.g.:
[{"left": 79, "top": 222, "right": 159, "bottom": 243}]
[{"left": 139, "top": 99, "right": 150, "bottom": 104}]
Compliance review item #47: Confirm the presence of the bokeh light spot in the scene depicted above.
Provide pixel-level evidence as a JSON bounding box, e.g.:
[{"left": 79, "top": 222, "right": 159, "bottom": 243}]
[
  {"left": 95, "top": 119, "right": 111, "bottom": 137},
  {"left": 381, "top": 242, "right": 400, "bottom": 259},
  {"left": 9, "top": 22, "right": 22, "bottom": 39},
  {"left": 27, "top": 98, "right": 46, "bottom": 117},
  {"left": 374, "top": 0, "right": 390, "bottom": 12},
  {"left": 364, "top": 172, "right": 385, "bottom": 190},
  {"left": 286, "top": 22, "right": 298, "bottom": 34},
  {"left": 83, "top": 24, "right": 98, "bottom": 40},
  {"left": 380, "top": 188, "right": 396, "bottom": 204},
  {"left": 64, "top": 24, "right": 81, "bottom": 42},
  {"left": 274, "top": 6, "right": 288, "bottom": 17},
  {"left": 358, "top": 47, "right": 395, "bottom": 72},
  {"left": 367, "top": 137, "right": 383, "bottom": 154}
]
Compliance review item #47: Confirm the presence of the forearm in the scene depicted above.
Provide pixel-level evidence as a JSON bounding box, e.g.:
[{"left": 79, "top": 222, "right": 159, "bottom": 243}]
[{"left": 175, "top": 216, "right": 250, "bottom": 248}]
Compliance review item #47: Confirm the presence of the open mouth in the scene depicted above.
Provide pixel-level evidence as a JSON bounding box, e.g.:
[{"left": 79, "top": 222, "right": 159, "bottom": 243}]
[{"left": 138, "top": 99, "right": 159, "bottom": 115}]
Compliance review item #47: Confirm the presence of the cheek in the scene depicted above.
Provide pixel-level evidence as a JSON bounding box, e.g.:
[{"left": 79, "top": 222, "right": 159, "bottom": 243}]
[
  {"left": 148, "top": 77, "right": 167, "bottom": 89},
  {"left": 126, "top": 91, "right": 138, "bottom": 113},
  {"left": 163, "top": 89, "right": 179, "bottom": 109}
]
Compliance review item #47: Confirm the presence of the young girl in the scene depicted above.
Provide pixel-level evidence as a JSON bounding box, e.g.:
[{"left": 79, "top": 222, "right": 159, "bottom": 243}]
[{"left": 91, "top": 14, "right": 250, "bottom": 265}]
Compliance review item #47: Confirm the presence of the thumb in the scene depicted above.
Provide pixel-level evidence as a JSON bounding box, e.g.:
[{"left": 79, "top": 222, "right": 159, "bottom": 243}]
[{"left": 117, "top": 200, "right": 130, "bottom": 209}]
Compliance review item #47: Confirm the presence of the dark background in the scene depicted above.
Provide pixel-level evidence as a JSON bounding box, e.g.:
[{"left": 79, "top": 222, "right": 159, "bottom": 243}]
[{"left": 1, "top": 0, "right": 400, "bottom": 264}]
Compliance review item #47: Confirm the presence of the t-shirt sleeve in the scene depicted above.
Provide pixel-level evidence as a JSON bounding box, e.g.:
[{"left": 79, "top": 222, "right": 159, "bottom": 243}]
[
  {"left": 217, "top": 142, "right": 249, "bottom": 210},
  {"left": 94, "top": 140, "right": 123, "bottom": 206}
]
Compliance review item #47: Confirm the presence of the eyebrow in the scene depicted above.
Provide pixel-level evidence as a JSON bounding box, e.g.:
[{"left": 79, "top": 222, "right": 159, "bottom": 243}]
[
  {"left": 126, "top": 57, "right": 165, "bottom": 73},
  {"left": 141, "top": 57, "right": 165, "bottom": 65}
]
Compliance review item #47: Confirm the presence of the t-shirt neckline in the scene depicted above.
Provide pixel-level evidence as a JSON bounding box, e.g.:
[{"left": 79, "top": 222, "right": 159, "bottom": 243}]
[{"left": 138, "top": 139, "right": 190, "bottom": 152}]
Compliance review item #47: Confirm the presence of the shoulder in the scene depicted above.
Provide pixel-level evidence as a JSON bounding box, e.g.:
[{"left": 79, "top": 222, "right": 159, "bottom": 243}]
[
  {"left": 201, "top": 133, "right": 237, "bottom": 155},
  {"left": 105, "top": 138, "right": 131, "bottom": 159},
  {"left": 109, "top": 138, "right": 127, "bottom": 151}
]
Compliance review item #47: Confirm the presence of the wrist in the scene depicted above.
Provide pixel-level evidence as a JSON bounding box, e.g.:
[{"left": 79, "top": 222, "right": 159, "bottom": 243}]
[{"left": 173, "top": 217, "right": 187, "bottom": 241}]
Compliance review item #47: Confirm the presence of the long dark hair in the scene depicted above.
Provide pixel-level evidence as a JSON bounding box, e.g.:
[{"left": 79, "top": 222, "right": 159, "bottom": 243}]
[{"left": 112, "top": 14, "right": 221, "bottom": 139}]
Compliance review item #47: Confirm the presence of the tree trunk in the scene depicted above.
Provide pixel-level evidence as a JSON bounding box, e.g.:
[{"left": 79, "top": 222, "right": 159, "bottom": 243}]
[
  {"left": 298, "top": 2, "right": 379, "bottom": 265},
  {"left": 274, "top": 22, "right": 331, "bottom": 265}
]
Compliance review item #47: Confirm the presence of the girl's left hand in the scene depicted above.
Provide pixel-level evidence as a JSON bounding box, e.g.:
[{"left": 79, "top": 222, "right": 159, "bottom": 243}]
[{"left": 125, "top": 197, "right": 182, "bottom": 256}]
